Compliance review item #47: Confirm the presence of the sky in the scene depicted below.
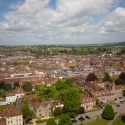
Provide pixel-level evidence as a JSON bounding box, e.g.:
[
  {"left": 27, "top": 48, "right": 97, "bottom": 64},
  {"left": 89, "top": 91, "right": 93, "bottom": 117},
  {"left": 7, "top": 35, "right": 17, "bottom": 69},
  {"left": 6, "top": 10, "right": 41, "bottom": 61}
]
[{"left": 0, "top": 0, "right": 125, "bottom": 45}]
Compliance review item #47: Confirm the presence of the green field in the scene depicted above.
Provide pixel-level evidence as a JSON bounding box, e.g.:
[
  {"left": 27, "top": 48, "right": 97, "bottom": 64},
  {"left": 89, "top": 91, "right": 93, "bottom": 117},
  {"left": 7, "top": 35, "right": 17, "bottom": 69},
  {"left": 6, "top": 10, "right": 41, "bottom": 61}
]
[
  {"left": 113, "top": 115, "right": 125, "bottom": 125},
  {"left": 78, "top": 118, "right": 109, "bottom": 125}
]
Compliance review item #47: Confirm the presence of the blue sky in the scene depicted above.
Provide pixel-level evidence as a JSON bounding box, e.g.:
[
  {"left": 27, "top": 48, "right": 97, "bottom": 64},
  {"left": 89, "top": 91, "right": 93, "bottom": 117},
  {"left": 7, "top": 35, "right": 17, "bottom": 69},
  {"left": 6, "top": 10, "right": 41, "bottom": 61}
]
[{"left": 0, "top": 0, "right": 125, "bottom": 45}]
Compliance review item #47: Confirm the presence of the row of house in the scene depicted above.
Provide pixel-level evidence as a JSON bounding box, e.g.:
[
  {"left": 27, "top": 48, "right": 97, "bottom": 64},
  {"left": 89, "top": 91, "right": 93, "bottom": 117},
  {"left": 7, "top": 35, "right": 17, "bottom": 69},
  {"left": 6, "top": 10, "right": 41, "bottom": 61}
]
[{"left": 0, "top": 88, "right": 24, "bottom": 106}]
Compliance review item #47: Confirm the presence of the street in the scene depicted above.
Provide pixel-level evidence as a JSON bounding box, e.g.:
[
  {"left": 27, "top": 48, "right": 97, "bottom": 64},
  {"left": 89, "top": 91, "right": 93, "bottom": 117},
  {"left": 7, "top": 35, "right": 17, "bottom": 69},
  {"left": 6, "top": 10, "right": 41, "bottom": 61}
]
[{"left": 37, "top": 102, "right": 125, "bottom": 125}]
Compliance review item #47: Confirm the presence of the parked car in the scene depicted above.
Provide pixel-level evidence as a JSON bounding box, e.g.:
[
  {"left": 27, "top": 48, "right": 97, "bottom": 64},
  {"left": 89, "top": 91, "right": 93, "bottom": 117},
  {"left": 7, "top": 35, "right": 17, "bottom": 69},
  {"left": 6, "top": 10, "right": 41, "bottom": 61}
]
[
  {"left": 85, "top": 116, "right": 90, "bottom": 119},
  {"left": 72, "top": 119, "right": 77, "bottom": 123},
  {"left": 116, "top": 104, "right": 120, "bottom": 107},
  {"left": 79, "top": 116, "right": 85, "bottom": 121}
]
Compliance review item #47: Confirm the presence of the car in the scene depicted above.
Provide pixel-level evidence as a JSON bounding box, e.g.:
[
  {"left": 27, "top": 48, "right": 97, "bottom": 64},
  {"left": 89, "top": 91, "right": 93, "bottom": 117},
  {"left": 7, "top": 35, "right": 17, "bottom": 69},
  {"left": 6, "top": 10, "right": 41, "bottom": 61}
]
[
  {"left": 79, "top": 116, "right": 85, "bottom": 121},
  {"left": 116, "top": 104, "right": 120, "bottom": 107},
  {"left": 85, "top": 116, "right": 90, "bottom": 119},
  {"left": 72, "top": 119, "right": 77, "bottom": 123}
]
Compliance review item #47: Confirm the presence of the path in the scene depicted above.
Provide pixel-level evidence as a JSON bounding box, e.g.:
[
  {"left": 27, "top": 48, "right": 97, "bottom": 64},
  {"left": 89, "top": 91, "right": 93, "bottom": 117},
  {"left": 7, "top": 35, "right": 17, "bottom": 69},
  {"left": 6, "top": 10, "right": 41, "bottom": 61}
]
[{"left": 107, "top": 113, "right": 119, "bottom": 125}]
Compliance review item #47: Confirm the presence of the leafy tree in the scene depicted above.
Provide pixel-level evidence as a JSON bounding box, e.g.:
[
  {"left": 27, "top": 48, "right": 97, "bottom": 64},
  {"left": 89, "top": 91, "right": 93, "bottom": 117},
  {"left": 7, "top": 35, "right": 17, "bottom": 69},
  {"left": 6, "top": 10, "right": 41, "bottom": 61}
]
[
  {"left": 47, "top": 118, "right": 56, "bottom": 125},
  {"left": 14, "top": 82, "right": 20, "bottom": 89},
  {"left": 96, "top": 99, "right": 101, "bottom": 107},
  {"left": 44, "top": 88, "right": 52, "bottom": 95},
  {"left": 119, "top": 72, "right": 125, "bottom": 81},
  {"left": 103, "top": 73, "right": 112, "bottom": 82},
  {"left": 2, "top": 83, "right": 12, "bottom": 91},
  {"left": 86, "top": 73, "right": 97, "bottom": 82},
  {"left": 64, "top": 88, "right": 80, "bottom": 117},
  {"left": 65, "top": 77, "right": 76, "bottom": 87},
  {"left": 59, "top": 114, "right": 73, "bottom": 125},
  {"left": 115, "top": 78, "right": 124, "bottom": 85},
  {"left": 0, "top": 89, "right": 5, "bottom": 97},
  {"left": 22, "top": 100, "right": 35, "bottom": 119},
  {"left": 102, "top": 104, "right": 115, "bottom": 120},
  {"left": 22, "top": 82, "right": 32, "bottom": 92},
  {"left": 54, "top": 107, "right": 63, "bottom": 117},
  {"left": 69, "top": 66, "right": 75, "bottom": 68},
  {"left": 55, "top": 80, "right": 65, "bottom": 90}
]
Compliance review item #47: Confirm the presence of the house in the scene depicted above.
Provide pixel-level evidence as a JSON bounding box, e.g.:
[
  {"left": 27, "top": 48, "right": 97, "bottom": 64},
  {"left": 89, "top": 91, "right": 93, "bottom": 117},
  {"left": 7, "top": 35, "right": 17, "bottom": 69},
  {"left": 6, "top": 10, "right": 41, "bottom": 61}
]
[
  {"left": 51, "top": 100, "right": 64, "bottom": 111},
  {"left": 29, "top": 99, "right": 51, "bottom": 117},
  {"left": 0, "top": 87, "right": 24, "bottom": 106},
  {"left": 80, "top": 95, "right": 96, "bottom": 111},
  {"left": 115, "top": 85, "right": 123, "bottom": 98},
  {"left": 0, "top": 105, "right": 23, "bottom": 125},
  {"left": 0, "top": 118, "right": 6, "bottom": 125}
]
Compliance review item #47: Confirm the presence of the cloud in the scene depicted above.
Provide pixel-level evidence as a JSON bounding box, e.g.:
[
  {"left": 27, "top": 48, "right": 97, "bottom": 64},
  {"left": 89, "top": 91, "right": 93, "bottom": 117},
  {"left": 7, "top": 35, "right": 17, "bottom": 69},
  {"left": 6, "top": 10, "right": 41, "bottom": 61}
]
[
  {"left": 0, "top": 0, "right": 125, "bottom": 45},
  {"left": 99, "top": 7, "right": 125, "bottom": 34},
  {"left": 9, "top": 1, "right": 24, "bottom": 9}
]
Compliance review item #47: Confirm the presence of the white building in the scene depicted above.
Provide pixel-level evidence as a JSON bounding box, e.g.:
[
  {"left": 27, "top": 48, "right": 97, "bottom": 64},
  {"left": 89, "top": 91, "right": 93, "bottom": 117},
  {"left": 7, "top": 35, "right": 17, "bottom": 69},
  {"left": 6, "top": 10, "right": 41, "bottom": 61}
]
[
  {"left": 0, "top": 105, "right": 23, "bottom": 125},
  {"left": 0, "top": 87, "right": 24, "bottom": 106}
]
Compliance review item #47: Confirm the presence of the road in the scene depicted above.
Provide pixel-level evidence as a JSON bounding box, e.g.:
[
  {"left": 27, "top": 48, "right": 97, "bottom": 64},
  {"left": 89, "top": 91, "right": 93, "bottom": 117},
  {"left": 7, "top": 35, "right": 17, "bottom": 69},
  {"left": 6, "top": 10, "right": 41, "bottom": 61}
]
[
  {"left": 36, "top": 102, "right": 125, "bottom": 125},
  {"left": 16, "top": 98, "right": 22, "bottom": 110}
]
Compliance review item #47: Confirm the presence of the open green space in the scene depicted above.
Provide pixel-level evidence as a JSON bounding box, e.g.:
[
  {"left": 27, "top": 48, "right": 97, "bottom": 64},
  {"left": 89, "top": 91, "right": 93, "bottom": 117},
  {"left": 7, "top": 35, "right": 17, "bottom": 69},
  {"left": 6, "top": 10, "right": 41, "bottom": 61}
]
[
  {"left": 78, "top": 118, "right": 109, "bottom": 125},
  {"left": 112, "top": 115, "right": 125, "bottom": 125}
]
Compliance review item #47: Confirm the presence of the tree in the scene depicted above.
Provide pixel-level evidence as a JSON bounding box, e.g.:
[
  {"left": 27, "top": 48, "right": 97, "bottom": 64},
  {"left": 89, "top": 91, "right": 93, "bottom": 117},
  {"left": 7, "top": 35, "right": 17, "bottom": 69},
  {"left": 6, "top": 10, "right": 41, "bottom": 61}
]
[
  {"left": 65, "top": 77, "right": 76, "bottom": 87},
  {"left": 22, "top": 82, "right": 32, "bottom": 92},
  {"left": 0, "top": 89, "right": 5, "bottom": 97},
  {"left": 119, "top": 72, "right": 125, "bottom": 81},
  {"left": 14, "top": 82, "right": 20, "bottom": 89},
  {"left": 102, "top": 104, "right": 115, "bottom": 120},
  {"left": 59, "top": 114, "right": 73, "bottom": 125},
  {"left": 86, "top": 73, "right": 97, "bottom": 82},
  {"left": 96, "top": 99, "right": 101, "bottom": 107},
  {"left": 115, "top": 78, "right": 124, "bottom": 85},
  {"left": 47, "top": 118, "right": 56, "bottom": 125},
  {"left": 55, "top": 80, "right": 65, "bottom": 90},
  {"left": 103, "top": 73, "right": 112, "bottom": 82},
  {"left": 54, "top": 107, "right": 63, "bottom": 117},
  {"left": 69, "top": 66, "right": 75, "bottom": 68},
  {"left": 2, "top": 83, "right": 12, "bottom": 91},
  {"left": 22, "top": 100, "right": 35, "bottom": 119},
  {"left": 64, "top": 88, "right": 80, "bottom": 117}
]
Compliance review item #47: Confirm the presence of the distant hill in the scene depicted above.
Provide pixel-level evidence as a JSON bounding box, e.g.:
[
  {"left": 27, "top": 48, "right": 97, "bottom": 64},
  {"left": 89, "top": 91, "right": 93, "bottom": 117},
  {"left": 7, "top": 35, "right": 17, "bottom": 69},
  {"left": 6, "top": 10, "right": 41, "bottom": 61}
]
[
  {"left": 60, "top": 41, "right": 125, "bottom": 47},
  {"left": 102, "top": 41, "right": 125, "bottom": 47}
]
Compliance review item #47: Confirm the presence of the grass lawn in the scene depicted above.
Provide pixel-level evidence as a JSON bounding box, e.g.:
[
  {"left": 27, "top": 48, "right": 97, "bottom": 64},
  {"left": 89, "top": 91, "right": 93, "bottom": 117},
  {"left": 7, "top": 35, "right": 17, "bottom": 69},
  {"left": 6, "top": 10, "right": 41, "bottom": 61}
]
[
  {"left": 78, "top": 118, "right": 109, "bottom": 125},
  {"left": 113, "top": 115, "right": 125, "bottom": 125}
]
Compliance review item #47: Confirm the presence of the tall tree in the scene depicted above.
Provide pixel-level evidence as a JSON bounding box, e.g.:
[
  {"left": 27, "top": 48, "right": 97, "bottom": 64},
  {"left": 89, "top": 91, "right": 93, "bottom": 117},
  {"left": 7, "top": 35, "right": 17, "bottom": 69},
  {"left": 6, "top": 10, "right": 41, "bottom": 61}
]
[
  {"left": 119, "top": 72, "right": 125, "bottom": 80},
  {"left": 59, "top": 114, "right": 73, "bottom": 125},
  {"left": 14, "top": 82, "right": 20, "bottom": 89},
  {"left": 2, "top": 83, "right": 12, "bottom": 91},
  {"left": 103, "top": 73, "right": 112, "bottom": 82},
  {"left": 54, "top": 107, "right": 63, "bottom": 117},
  {"left": 86, "top": 73, "right": 97, "bottom": 82},
  {"left": 22, "top": 82, "right": 32, "bottom": 92},
  {"left": 64, "top": 88, "right": 80, "bottom": 117},
  {"left": 55, "top": 80, "right": 65, "bottom": 90},
  {"left": 102, "top": 104, "right": 115, "bottom": 120},
  {"left": 47, "top": 118, "right": 56, "bottom": 125}
]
